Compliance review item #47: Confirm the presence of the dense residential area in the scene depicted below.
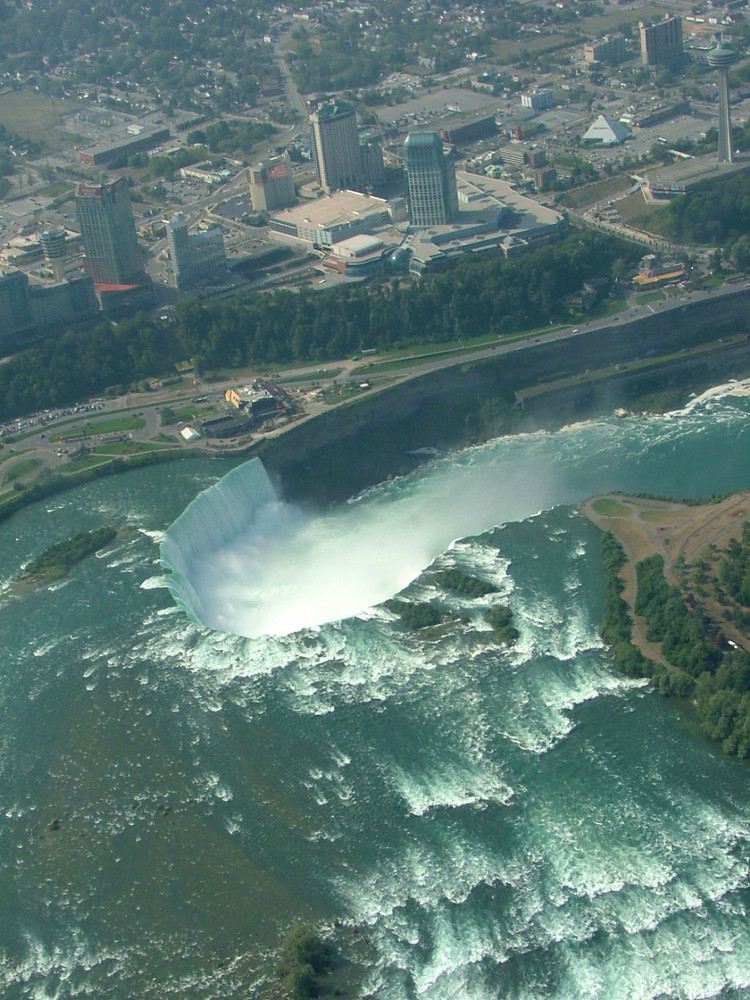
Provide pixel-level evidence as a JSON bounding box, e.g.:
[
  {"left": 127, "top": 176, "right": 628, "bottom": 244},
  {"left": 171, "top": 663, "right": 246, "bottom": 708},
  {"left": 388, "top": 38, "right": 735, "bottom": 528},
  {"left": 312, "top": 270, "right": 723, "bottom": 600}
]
[
  {"left": 3, "top": 0, "right": 750, "bottom": 509},
  {"left": 2, "top": 0, "right": 750, "bottom": 352}
]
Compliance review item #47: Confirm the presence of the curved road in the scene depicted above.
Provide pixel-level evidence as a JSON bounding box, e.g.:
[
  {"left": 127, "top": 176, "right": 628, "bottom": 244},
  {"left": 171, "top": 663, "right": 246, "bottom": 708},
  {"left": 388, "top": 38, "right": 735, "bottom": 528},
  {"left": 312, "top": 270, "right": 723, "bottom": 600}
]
[{"left": 2, "top": 279, "right": 749, "bottom": 492}]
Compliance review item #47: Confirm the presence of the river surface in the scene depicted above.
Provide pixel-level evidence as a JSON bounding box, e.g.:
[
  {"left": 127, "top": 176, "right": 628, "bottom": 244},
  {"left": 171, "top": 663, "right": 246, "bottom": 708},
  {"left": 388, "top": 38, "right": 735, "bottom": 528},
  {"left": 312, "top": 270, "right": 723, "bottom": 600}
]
[{"left": 2, "top": 383, "right": 750, "bottom": 999}]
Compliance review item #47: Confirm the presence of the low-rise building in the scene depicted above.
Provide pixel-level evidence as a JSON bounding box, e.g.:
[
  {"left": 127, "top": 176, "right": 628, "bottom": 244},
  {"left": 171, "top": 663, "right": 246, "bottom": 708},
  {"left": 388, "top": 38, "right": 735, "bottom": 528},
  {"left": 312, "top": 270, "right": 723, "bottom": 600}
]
[
  {"left": 521, "top": 89, "right": 556, "bottom": 112},
  {"left": 268, "top": 189, "right": 391, "bottom": 248},
  {"left": 224, "top": 380, "right": 289, "bottom": 421},
  {"left": 198, "top": 413, "right": 252, "bottom": 439},
  {"left": 179, "top": 159, "right": 235, "bottom": 186},
  {"left": 78, "top": 127, "right": 170, "bottom": 166},
  {"left": 406, "top": 171, "right": 567, "bottom": 274},
  {"left": 582, "top": 115, "right": 631, "bottom": 146},
  {"left": 437, "top": 112, "right": 498, "bottom": 145},
  {"left": 632, "top": 253, "right": 687, "bottom": 287}
]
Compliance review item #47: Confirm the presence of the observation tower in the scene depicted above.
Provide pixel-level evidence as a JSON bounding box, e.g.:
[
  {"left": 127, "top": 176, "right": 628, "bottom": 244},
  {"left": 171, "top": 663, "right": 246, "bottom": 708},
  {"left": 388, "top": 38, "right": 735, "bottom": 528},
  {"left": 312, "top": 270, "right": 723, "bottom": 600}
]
[{"left": 707, "top": 35, "right": 740, "bottom": 163}]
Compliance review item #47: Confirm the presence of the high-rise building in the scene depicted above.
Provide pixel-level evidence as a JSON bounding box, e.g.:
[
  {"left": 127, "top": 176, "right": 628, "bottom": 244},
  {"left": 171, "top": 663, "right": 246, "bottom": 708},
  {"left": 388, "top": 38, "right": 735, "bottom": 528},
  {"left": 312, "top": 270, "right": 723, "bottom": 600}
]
[
  {"left": 308, "top": 99, "right": 362, "bottom": 193},
  {"left": 359, "top": 135, "right": 385, "bottom": 189},
  {"left": 75, "top": 177, "right": 142, "bottom": 285},
  {"left": 249, "top": 153, "right": 297, "bottom": 212},
  {"left": 28, "top": 275, "right": 98, "bottom": 330},
  {"left": 707, "top": 35, "right": 740, "bottom": 163},
  {"left": 167, "top": 213, "right": 227, "bottom": 289},
  {"left": 639, "top": 16, "right": 683, "bottom": 70},
  {"left": 0, "top": 269, "right": 97, "bottom": 346},
  {"left": 166, "top": 213, "right": 191, "bottom": 288},
  {"left": 403, "top": 132, "right": 458, "bottom": 228},
  {"left": 0, "top": 269, "right": 34, "bottom": 343},
  {"left": 584, "top": 33, "right": 627, "bottom": 65}
]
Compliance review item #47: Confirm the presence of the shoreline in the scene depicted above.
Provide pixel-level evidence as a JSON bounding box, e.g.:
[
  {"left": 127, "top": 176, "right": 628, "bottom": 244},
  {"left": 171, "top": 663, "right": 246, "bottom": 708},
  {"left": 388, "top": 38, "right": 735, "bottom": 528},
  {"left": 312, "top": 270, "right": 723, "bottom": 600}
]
[{"left": 579, "top": 491, "right": 750, "bottom": 662}]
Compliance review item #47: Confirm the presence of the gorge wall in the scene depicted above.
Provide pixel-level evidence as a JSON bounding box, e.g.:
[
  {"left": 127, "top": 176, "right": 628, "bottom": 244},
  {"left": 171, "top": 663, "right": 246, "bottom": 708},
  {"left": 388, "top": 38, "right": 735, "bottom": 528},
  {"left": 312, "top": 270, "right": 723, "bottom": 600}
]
[{"left": 254, "top": 288, "right": 750, "bottom": 505}]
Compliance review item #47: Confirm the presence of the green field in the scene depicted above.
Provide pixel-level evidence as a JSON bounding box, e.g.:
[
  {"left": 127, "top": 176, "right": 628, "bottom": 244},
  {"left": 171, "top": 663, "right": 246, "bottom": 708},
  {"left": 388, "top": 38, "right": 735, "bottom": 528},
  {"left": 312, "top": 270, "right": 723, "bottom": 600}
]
[
  {"left": 61, "top": 416, "right": 146, "bottom": 438},
  {"left": 634, "top": 290, "right": 667, "bottom": 304},
  {"left": 577, "top": 3, "right": 663, "bottom": 37},
  {"left": 39, "top": 180, "right": 74, "bottom": 198},
  {"left": 492, "top": 32, "right": 573, "bottom": 62},
  {"left": 94, "top": 440, "right": 176, "bottom": 455},
  {"left": 560, "top": 176, "right": 633, "bottom": 211},
  {"left": 0, "top": 88, "right": 79, "bottom": 151},
  {"left": 592, "top": 497, "right": 631, "bottom": 517},
  {"left": 2, "top": 457, "right": 42, "bottom": 485},
  {"left": 60, "top": 455, "right": 111, "bottom": 473},
  {"left": 616, "top": 192, "right": 667, "bottom": 228}
]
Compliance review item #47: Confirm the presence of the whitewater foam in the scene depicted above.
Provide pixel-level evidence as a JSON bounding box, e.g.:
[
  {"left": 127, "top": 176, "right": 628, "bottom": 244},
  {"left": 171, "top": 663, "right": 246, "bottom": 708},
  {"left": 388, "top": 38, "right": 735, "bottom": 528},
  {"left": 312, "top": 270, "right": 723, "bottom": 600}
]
[{"left": 160, "top": 445, "right": 569, "bottom": 638}]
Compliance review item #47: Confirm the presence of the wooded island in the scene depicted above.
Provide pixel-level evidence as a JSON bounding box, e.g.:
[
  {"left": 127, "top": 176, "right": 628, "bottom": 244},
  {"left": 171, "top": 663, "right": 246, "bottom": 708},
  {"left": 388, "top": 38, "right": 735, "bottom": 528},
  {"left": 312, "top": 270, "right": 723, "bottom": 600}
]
[{"left": 583, "top": 491, "right": 750, "bottom": 758}]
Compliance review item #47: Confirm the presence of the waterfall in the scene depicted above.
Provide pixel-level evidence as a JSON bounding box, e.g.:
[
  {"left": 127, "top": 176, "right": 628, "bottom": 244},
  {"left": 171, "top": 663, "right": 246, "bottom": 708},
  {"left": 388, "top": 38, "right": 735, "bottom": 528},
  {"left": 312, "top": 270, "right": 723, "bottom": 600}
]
[{"left": 160, "top": 458, "right": 280, "bottom": 630}]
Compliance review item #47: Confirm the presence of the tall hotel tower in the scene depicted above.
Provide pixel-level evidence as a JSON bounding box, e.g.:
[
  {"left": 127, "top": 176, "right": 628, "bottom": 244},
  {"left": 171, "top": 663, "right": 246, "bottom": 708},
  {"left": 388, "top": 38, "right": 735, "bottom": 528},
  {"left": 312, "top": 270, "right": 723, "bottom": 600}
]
[
  {"left": 638, "top": 15, "right": 683, "bottom": 70},
  {"left": 403, "top": 131, "right": 458, "bottom": 228},
  {"left": 308, "top": 99, "right": 362, "bottom": 193},
  {"left": 75, "top": 177, "right": 141, "bottom": 285}
]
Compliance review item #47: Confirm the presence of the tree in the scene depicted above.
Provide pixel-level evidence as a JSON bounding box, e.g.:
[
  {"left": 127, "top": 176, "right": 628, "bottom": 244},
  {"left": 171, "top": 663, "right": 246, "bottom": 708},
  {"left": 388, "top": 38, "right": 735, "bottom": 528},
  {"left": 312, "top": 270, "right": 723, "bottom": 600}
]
[
  {"left": 730, "top": 234, "right": 750, "bottom": 272},
  {"left": 277, "top": 924, "right": 334, "bottom": 1000}
]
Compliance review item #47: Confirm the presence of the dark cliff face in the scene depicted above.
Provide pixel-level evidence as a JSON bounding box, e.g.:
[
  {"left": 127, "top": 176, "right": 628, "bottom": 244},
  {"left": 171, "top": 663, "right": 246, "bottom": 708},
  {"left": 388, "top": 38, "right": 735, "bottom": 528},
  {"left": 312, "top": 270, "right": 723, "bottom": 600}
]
[{"left": 256, "top": 291, "right": 750, "bottom": 506}]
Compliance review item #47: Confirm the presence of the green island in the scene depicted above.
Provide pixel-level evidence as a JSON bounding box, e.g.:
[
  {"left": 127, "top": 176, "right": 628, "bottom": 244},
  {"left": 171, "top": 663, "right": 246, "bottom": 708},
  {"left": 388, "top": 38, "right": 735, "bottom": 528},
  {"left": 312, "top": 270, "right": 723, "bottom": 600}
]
[
  {"left": 431, "top": 568, "right": 499, "bottom": 598},
  {"left": 383, "top": 569, "right": 518, "bottom": 643},
  {"left": 276, "top": 923, "right": 337, "bottom": 1000},
  {"left": 17, "top": 526, "right": 118, "bottom": 585},
  {"left": 483, "top": 604, "right": 520, "bottom": 646},
  {"left": 583, "top": 491, "right": 750, "bottom": 758}
]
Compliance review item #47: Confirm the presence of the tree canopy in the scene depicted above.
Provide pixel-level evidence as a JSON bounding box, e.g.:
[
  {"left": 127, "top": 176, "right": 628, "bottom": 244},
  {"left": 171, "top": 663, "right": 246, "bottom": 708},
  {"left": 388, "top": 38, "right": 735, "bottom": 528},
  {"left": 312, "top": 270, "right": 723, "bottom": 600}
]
[
  {"left": 0, "top": 230, "right": 635, "bottom": 423},
  {"left": 644, "top": 168, "right": 750, "bottom": 256}
]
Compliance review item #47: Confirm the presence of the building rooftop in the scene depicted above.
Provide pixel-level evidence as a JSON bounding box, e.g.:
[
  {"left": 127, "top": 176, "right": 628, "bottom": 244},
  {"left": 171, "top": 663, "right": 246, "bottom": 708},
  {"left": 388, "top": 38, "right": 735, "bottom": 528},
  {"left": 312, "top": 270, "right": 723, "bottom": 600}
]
[
  {"left": 645, "top": 152, "right": 750, "bottom": 194},
  {"left": 404, "top": 131, "right": 442, "bottom": 149},
  {"left": 406, "top": 171, "right": 566, "bottom": 268},
  {"left": 331, "top": 234, "right": 385, "bottom": 257},
  {"left": 582, "top": 115, "right": 630, "bottom": 146},
  {"left": 270, "top": 190, "right": 389, "bottom": 229},
  {"left": 311, "top": 98, "right": 355, "bottom": 122}
]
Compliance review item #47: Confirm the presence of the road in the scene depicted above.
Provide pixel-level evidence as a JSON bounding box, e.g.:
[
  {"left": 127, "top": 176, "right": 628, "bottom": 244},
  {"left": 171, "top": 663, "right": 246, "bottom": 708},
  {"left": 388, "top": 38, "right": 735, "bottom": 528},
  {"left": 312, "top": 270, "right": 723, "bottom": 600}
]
[
  {"left": 273, "top": 29, "right": 308, "bottom": 122},
  {"left": 2, "top": 278, "right": 749, "bottom": 499}
]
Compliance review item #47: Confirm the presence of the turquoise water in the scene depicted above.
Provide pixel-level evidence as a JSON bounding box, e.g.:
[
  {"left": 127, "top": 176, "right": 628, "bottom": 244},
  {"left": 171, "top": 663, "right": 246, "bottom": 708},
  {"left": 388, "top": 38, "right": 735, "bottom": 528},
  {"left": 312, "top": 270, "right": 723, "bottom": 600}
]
[{"left": 2, "top": 384, "right": 750, "bottom": 999}]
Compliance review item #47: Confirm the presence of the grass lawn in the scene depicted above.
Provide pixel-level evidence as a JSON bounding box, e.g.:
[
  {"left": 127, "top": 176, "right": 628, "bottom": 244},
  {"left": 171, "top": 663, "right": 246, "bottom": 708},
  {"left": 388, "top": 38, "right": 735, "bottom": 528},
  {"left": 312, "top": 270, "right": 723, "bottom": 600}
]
[
  {"left": 62, "top": 415, "right": 146, "bottom": 437},
  {"left": 593, "top": 497, "right": 631, "bottom": 517},
  {"left": 492, "top": 32, "right": 572, "bottom": 61},
  {"left": 576, "top": 2, "right": 662, "bottom": 37},
  {"left": 320, "top": 383, "right": 372, "bottom": 404},
  {"left": 39, "top": 180, "right": 74, "bottom": 198},
  {"left": 61, "top": 456, "right": 112, "bottom": 473},
  {"left": 163, "top": 404, "right": 213, "bottom": 423},
  {"left": 0, "top": 447, "right": 31, "bottom": 466},
  {"left": 704, "top": 274, "right": 726, "bottom": 288},
  {"left": 559, "top": 176, "right": 633, "bottom": 211},
  {"left": 94, "top": 441, "right": 176, "bottom": 455},
  {"left": 2, "top": 457, "right": 43, "bottom": 485},
  {"left": 616, "top": 192, "right": 667, "bottom": 228},
  {"left": 0, "top": 88, "right": 79, "bottom": 151},
  {"left": 594, "top": 298, "right": 629, "bottom": 318}
]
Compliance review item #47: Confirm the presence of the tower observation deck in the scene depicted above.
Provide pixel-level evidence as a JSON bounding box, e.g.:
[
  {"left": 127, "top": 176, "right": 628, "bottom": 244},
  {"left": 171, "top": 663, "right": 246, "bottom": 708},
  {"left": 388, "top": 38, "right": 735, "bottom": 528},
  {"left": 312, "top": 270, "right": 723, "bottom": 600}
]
[{"left": 707, "top": 36, "right": 740, "bottom": 163}]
